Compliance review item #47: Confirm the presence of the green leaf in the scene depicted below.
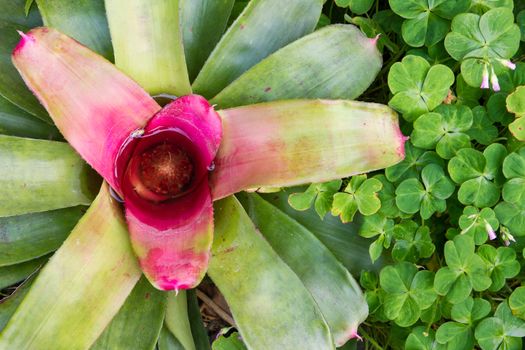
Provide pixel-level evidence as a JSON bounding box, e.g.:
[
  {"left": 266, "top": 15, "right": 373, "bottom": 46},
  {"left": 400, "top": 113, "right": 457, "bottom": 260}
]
[
  {"left": 212, "top": 24, "right": 381, "bottom": 108},
  {"left": 332, "top": 175, "right": 382, "bottom": 222},
  {"left": 385, "top": 142, "right": 443, "bottom": 183},
  {"left": 0, "top": 185, "right": 142, "bottom": 349},
  {"left": 379, "top": 262, "right": 436, "bottom": 327},
  {"left": 91, "top": 276, "right": 167, "bottom": 350},
  {"left": 181, "top": 0, "right": 235, "bottom": 82},
  {"left": 502, "top": 148, "right": 525, "bottom": 204},
  {"left": 374, "top": 175, "right": 402, "bottom": 218},
  {"left": 467, "top": 106, "right": 498, "bottom": 145},
  {"left": 470, "top": 0, "right": 514, "bottom": 14},
  {"left": 337, "top": 0, "right": 374, "bottom": 15},
  {"left": 105, "top": 0, "right": 191, "bottom": 96},
  {"left": 359, "top": 214, "right": 394, "bottom": 241},
  {"left": 0, "top": 21, "right": 50, "bottom": 122},
  {"left": 288, "top": 180, "right": 342, "bottom": 219},
  {"left": 475, "top": 302, "right": 525, "bottom": 350},
  {"left": 456, "top": 74, "right": 483, "bottom": 107},
  {"left": 157, "top": 326, "right": 185, "bottom": 350},
  {"left": 187, "top": 290, "right": 211, "bottom": 350},
  {"left": 239, "top": 193, "right": 367, "bottom": 346},
  {"left": 389, "top": 0, "right": 470, "bottom": 47},
  {"left": 395, "top": 178, "right": 425, "bottom": 215},
  {"left": 518, "top": 10, "right": 525, "bottom": 41},
  {"left": 396, "top": 164, "right": 454, "bottom": 219},
  {"left": 0, "top": 136, "right": 98, "bottom": 217},
  {"left": 508, "top": 117, "right": 525, "bottom": 141},
  {"left": 0, "top": 277, "right": 33, "bottom": 332},
  {"left": 165, "top": 291, "right": 197, "bottom": 350},
  {"left": 412, "top": 104, "right": 472, "bottom": 159},
  {"left": 509, "top": 287, "right": 525, "bottom": 320},
  {"left": 434, "top": 235, "right": 491, "bottom": 304},
  {"left": 0, "top": 96, "right": 59, "bottom": 140},
  {"left": 193, "top": 0, "right": 322, "bottom": 99},
  {"left": 0, "top": 207, "right": 84, "bottom": 266},
  {"left": 392, "top": 221, "right": 435, "bottom": 262},
  {"left": 0, "top": 0, "right": 41, "bottom": 27},
  {"left": 445, "top": 8, "right": 521, "bottom": 88},
  {"left": 406, "top": 326, "right": 444, "bottom": 350},
  {"left": 261, "top": 188, "right": 386, "bottom": 274},
  {"left": 458, "top": 206, "right": 499, "bottom": 245},
  {"left": 388, "top": 55, "right": 454, "bottom": 121},
  {"left": 212, "top": 332, "right": 247, "bottom": 350},
  {"left": 436, "top": 322, "right": 474, "bottom": 349},
  {"left": 208, "top": 196, "right": 333, "bottom": 349},
  {"left": 506, "top": 85, "right": 525, "bottom": 116},
  {"left": 0, "top": 256, "right": 46, "bottom": 290},
  {"left": 495, "top": 202, "right": 525, "bottom": 236},
  {"left": 35, "top": 0, "right": 112, "bottom": 59},
  {"left": 477, "top": 245, "right": 521, "bottom": 291},
  {"left": 451, "top": 297, "right": 491, "bottom": 324},
  {"left": 448, "top": 144, "right": 506, "bottom": 207},
  {"left": 488, "top": 92, "right": 515, "bottom": 125}
]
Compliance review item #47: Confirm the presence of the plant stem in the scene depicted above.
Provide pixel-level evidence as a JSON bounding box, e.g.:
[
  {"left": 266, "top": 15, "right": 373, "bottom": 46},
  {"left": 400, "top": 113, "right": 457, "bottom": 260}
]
[
  {"left": 360, "top": 328, "right": 385, "bottom": 350},
  {"left": 196, "top": 289, "right": 236, "bottom": 326}
]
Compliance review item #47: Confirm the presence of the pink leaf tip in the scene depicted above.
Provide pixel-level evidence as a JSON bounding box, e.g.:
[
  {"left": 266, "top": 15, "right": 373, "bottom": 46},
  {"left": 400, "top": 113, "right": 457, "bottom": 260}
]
[
  {"left": 370, "top": 33, "right": 381, "bottom": 46},
  {"left": 13, "top": 29, "right": 35, "bottom": 55}
]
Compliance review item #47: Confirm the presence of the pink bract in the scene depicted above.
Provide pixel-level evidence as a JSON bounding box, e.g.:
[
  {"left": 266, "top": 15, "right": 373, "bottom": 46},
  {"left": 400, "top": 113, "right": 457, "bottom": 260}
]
[{"left": 117, "top": 95, "right": 222, "bottom": 290}]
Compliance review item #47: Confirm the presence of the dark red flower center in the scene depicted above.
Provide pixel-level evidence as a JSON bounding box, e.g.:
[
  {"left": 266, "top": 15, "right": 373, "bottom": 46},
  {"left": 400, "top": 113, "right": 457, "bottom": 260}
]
[{"left": 138, "top": 143, "right": 194, "bottom": 197}]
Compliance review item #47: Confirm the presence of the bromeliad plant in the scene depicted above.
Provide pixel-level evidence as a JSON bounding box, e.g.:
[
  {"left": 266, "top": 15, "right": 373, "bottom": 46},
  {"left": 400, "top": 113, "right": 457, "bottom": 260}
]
[{"left": 0, "top": 0, "right": 405, "bottom": 349}]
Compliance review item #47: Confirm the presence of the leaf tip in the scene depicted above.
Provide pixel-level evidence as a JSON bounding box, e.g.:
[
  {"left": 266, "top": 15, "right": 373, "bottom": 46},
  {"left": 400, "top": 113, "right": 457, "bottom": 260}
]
[
  {"left": 13, "top": 30, "right": 34, "bottom": 56},
  {"left": 370, "top": 33, "right": 381, "bottom": 46}
]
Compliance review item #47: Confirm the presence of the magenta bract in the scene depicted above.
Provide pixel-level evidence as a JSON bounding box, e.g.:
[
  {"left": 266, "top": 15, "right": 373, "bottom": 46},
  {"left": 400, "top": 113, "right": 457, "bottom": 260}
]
[{"left": 116, "top": 95, "right": 222, "bottom": 290}]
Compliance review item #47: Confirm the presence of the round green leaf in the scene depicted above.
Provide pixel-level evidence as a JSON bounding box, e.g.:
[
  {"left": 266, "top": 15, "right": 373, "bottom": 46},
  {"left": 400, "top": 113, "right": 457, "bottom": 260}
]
[
  {"left": 388, "top": 55, "right": 454, "bottom": 121},
  {"left": 509, "top": 287, "right": 525, "bottom": 320}
]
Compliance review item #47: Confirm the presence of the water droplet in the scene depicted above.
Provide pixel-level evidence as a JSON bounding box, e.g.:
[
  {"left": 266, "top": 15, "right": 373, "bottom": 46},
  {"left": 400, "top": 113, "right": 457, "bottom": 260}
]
[
  {"left": 130, "top": 128, "right": 144, "bottom": 138},
  {"left": 109, "top": 186, "right": 124, "bottom": 203},
  {"left": 207, "top": 162, "right": 215, "bottom": 171}
]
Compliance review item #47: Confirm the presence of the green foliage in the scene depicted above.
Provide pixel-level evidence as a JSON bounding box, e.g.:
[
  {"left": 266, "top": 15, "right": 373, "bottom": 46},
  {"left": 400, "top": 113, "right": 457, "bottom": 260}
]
[
  {"left": 395, "top": 164, "right": 455, "bottom": 219},
  {"left": 225, "top": 2, "right": 525, "bottom": 348},
  {"left": 434, "top": 235, "right": 492, "bottom": 304},
  {"left": 445, "top": 8, "right": 521, "bottom": 88},
  {"left": 389, "top": 0, "right": 470, "bottom": 47},
  {"left": 288, "top": 180, "right": 341, "bottom": 219},
  {"left": 411, "top": 104, "right": 473, "bottom": 159},
  {"left": 448, "top": 144, "right": 506, "bottom": 207},
  {"left": 379, "top": 262, "right": 437, "bottom": 326},
  {"left": 475, "top": 302, "right": 525, "bottom": 350},
  {"left": 331, "top": 175, "right": 382, "bottom": 223},
  {"left": 388, "top": 55, "right": 454, "bottom": 121},
  {"left": 2, "top": 1, "right": 524, "bottom": 349}
]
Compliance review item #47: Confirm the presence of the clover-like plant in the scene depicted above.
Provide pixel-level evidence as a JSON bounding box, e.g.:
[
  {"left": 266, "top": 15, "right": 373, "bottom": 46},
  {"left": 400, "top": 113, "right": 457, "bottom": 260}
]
[
  {"left": 445, "top": 8, "right": 521, "bottom": 90},
  {"left": 0, "top": 1, "right": 406, "bottom": 349}
]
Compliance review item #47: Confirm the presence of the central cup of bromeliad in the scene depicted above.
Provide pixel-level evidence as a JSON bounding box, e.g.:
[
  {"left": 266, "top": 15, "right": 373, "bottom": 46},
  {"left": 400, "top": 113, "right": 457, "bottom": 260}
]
[
  {"left": 139, "top": 143, "right": 194, "bottom": 197},
  {"left": 117, "top": 126, "right": 208, "bottom": 205}
]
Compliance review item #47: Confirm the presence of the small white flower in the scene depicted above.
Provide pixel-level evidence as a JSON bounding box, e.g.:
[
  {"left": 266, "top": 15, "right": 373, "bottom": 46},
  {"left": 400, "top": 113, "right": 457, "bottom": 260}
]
[
  {"left": 490, "top": 66, "right": 500, "bottom": 92},
  {"left": 484, "top": 220, "right": 496, "bottom": 240},
  {"left": 501, "top": 227, "right": 516, "bottom": 246},
  {"left": 481, "top": 64, "right": 490, "bottom": 89},
  {"left": 498, "top": 58, "right": 516, "bottom": 70}
]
